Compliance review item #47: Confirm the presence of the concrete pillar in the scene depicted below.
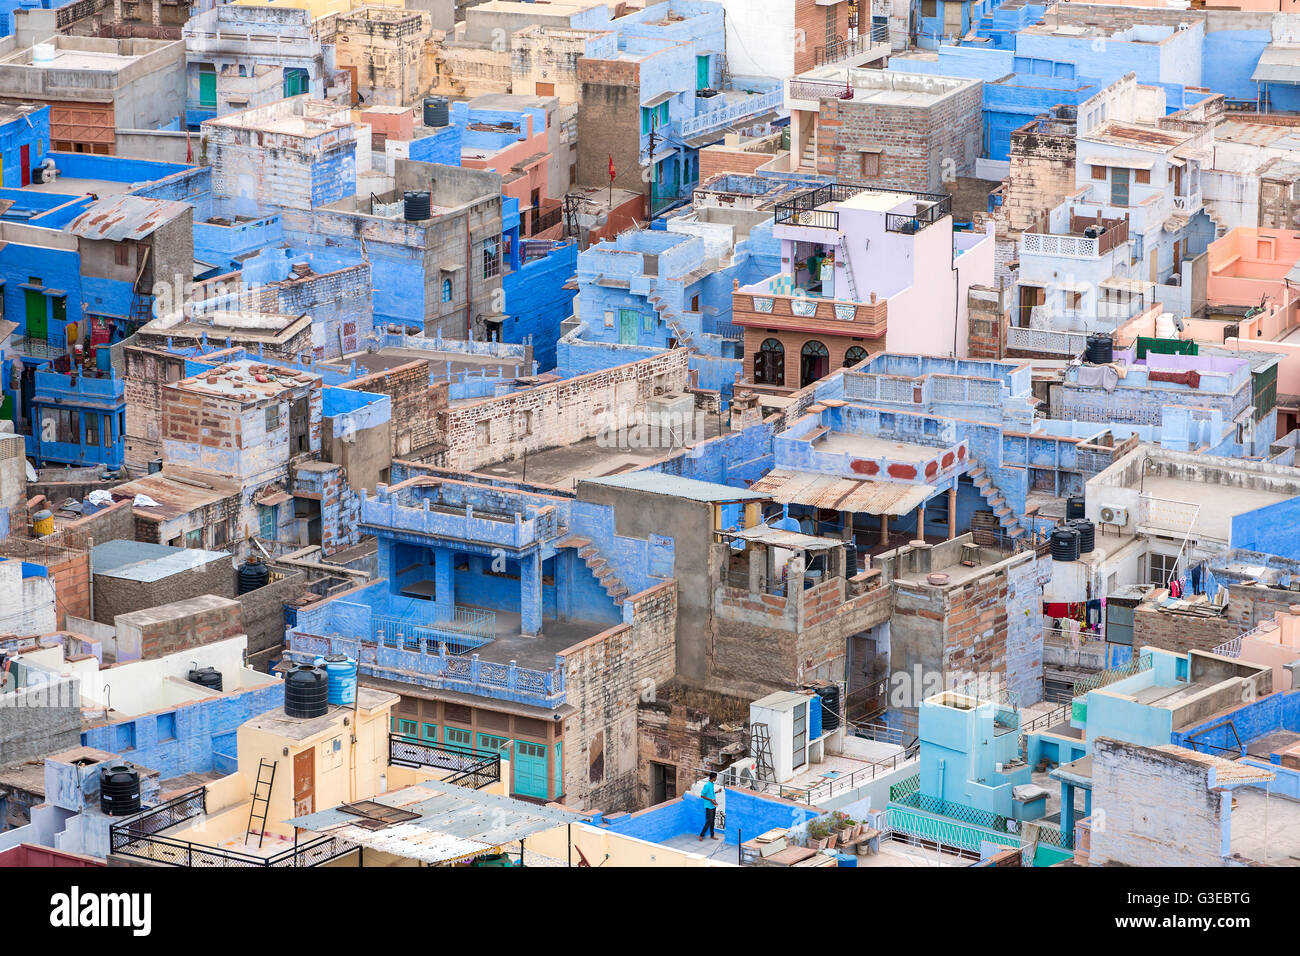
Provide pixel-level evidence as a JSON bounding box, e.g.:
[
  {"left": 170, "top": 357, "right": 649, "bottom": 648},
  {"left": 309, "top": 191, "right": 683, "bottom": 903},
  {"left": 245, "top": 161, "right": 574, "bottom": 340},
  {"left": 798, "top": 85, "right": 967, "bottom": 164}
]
[
  {"left": 948, "top": 484, "right": 958, "bottom": 540},
  {"left": 520, "top": 551, "right": 543, "bottom": 636},
  {"left": 840, "top": 510, "right": 852, "bottom": 541},
  {"left": 1060, "top": 781, "right": 1075, "bottom": 844},
  {"left": 916, "top": 501, "right": 926, "bottom": 541},
  {"left": 433, "top": 546, "right": 454, "bottom": 619},
  {"left": 748, "top": 543, "right": 767, "bottom": 593}
]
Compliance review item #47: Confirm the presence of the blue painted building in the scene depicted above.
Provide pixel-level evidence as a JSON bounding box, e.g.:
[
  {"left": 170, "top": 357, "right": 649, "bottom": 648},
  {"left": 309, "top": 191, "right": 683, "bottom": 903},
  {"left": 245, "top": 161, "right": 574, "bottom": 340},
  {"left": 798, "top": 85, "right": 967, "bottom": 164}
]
[
  {"left": 0, "top": 103, "right": 48, "bottom": 188},
  {"left": 501, "top": 237, "right": 578, "bottom": 373},
  {"left": 25, "top": 365, "right": 125, "bottom": 470}
]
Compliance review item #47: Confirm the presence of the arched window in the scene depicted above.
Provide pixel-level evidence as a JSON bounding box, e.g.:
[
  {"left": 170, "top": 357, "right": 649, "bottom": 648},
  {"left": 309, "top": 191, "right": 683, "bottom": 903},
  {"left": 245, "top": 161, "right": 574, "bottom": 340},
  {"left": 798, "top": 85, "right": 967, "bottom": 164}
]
[
  {"left": 754, "top": 337, "right": 784, "bottom": 386},
  {"left": 442, "top": 278, "right": 452, "bottom": 303},
  {"left": 800, "top": 340, "right": 829, "bottom": 388},
  {"left": 843, "top": 346, "right": 869, "bottom": 368}
]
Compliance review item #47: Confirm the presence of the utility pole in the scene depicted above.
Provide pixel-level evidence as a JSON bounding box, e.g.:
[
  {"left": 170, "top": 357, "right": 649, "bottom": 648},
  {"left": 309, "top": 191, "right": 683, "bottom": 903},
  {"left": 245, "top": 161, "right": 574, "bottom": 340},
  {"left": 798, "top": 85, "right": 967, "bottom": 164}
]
[{"left": 646, "top": 116, "right": 658, "bottom": 219}]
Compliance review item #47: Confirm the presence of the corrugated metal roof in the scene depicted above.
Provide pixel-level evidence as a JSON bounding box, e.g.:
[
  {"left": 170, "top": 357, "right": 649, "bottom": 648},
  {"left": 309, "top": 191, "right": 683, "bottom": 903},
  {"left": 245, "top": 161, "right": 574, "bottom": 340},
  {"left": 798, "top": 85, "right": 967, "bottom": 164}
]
[
  {"left": 90, "top": 539, "right": 229, "bottom": 581},
  {"left": 68, "top": 195, "right": 190, "bottom": 241},
  {"left": 581, "top": 471, "right": 768, "bottom": 503},
  {"left": 732, "top": 524, "right": 845, "bottom": 551},
  {"left": 286, "top": 782, "right": 584, "bottom": 864},
  {"left": 1252, "top": 44, "right": 1300, "bottom": 84},
  {"left": 749, "top": 469, "right": 935, "bottom": 516}
]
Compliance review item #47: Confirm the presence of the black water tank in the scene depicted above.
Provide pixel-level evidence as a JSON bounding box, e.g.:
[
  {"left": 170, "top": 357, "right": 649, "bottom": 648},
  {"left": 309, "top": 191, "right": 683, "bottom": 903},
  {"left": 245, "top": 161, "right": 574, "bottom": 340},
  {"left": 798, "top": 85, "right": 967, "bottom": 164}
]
[
  {"left": 843, "top": 539, "right": 859, "bottom": 578},
  {"left": 1065, "top": 495, "right": 1085, "bottom": 521},
  {"left": 1071, "top": 518, "right": 1096, "bottom": 555},
  {"left": 1050, "top": 526, "right": 1081, "bottom": 562},
  {"left": 100, "top": 764, "right": 141, "bottom": 817},
  {"left": 238, "top": 557, "right": 269, "bottom": 595},
  {"left": 187, "top": 666, "right": 223, "bottom": 692},
  {"left": 1084, "top": 333, "right": 1114, "bottom": 365},
  {"left": 285, "top": 664, "right": 329, "bottom": 719},
  {"left": 815, "top": 684, "right": 841, "bottom": 732},
  {"left": 423, "top": 96, "right": 449, "bottom": 128},
  {"left": 404, "top": 190, "right": 432, "bottom": 222}
]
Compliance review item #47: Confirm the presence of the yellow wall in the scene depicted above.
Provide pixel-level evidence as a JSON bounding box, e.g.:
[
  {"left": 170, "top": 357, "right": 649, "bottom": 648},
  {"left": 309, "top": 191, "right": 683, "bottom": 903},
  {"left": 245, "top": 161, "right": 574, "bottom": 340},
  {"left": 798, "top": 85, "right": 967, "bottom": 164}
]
[{"left": 524, "top": 823, "right": 736, "bottom": 867}]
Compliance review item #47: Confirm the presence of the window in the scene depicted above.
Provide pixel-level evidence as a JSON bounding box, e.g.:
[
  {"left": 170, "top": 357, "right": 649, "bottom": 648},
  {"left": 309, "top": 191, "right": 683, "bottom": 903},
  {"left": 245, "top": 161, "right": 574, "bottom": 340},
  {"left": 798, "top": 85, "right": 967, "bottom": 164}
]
[
  {"left": 85, "top": 413, "right": 99, "bottom": 447},
  {"left": 1134, "top": 168, "right": 1150, "bottom": 185},
  {"left": 265, "top": 404, "right": 281, "bottom": 431},
  {"left": 441, "top": 278, "right": 452, "bottom": 302},
  {"left": 156, "top": 712, "right": 176, "bottom": 741},
  {"left": 394, "top": 718, "right": 418, "bottom": 740},
  {"left": 1067, "top": 291, "right": 1083, "bottom": 310},
  {"left": 1148, "top": 551, "right": 1178, "bottom": 587},
  {"left": 603, "top": 311, "right": 615, "bottom": 328},
  {"left": 1110, "top": 167, "right": 1130, "bottom": 207},
  {"left": 444, "top": 727, "right": 472, "bottom": 753},
  {"left": 860, "top": 150, "right": 881, "bottom": 178},
  {"left": 184, "top": 528, "right": 203, "bottom": 549},
  {"left": 422, "top": 722, "right": 438, "bottom": 742},
  {"left": 922, "top": 0, "right": 937, "bottom": 17},
  {"left": 843, "top": 346, "right": 869, "bottom": 367},
  {"left": 52, "top": 296, "right": 66, "bottom": 322},
  {"left": 475, "top": 419, "right": 491, "bottom": 446},
  {"left": 481, "top": 238, "right": 500, "bottom": 278},
  {"left": 114, "top": 244, "right": 129, "bottom": 267},
  {"left": 478, "top": 733, "right": 508, "bottom": 753},
  {"left": 258, "top": 503, "right": 278, "bottom": 540},
  {"left": 754, "top": 337, "right": 784, "bottom": 386},
  {"left": 518, "top": 410, "right": 533, "bottom": 436},
  {"left": 1091, "top": 165, "right": 1106, "bottom": 181},
  {"left": 640, "top": 100, "right": 669, "bottom": 135}
]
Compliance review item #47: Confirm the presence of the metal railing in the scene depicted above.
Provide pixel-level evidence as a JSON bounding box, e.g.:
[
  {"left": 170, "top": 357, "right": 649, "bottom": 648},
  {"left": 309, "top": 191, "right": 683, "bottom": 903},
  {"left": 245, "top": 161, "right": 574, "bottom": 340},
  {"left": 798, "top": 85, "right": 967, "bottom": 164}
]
[
  {"left": 890, "top": 790, "right": 1072, "bottom": 850},
  {"left": 372, "top": 606, "right": 496, "bottom": 653},
  {"left": 885, "top": 195, "right": 953, "bottom": 234},
  {"left": 814, "top": 25, "right": 889, "bottom": 66},
  {"left": 739, "top": 745, "right": 919, "bottom": 805},
  {"left": 388, "top": 734, "right": 502, "bottom": 789},
  {"left": 1021, "top": 703, "right": 1072, "bottom": 736},
  {"left": 788, "top": 78, "right": 855, "bottom": 101},
  {"left": 1071, "top": 652, "right": 1154, "bottom": 698},
  {"left": 108, "top": 788, "right": 357, "bottom": 868},
  {"left": 773, "top": 181, "right": 874, "bottom": 230},
  {"left": 679, "top": 88, "right": 784, "bottom": 138}
]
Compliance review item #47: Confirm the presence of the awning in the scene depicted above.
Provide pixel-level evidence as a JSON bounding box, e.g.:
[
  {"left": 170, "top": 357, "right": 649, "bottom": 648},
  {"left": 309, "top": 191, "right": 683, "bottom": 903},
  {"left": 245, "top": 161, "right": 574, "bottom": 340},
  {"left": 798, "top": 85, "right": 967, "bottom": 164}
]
[
  {"left": 258, "top": 491, "right": 291, "bottom": 508},
  {"left": 732, "top": 524, "right": 847, "bottom": 551},
  {"left": 749, "top": 469, "right": 937, "bottom": 516},
  {"left": 1252, "top": 45, "right": 1300, "bottom": 85},
  {"left": 641, "top": 90, "right": 679, "bottom": 108},
  {"left": 1082, "top": 154, "right": 1155, "bottom": 170}
]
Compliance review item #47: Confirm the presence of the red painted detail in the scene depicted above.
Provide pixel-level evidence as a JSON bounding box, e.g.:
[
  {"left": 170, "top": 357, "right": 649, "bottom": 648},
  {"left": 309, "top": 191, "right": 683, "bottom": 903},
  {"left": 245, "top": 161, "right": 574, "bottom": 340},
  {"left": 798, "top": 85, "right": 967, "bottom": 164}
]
[
  {"left": 924, "top": 461, "right": 938, "bottom": 480},
  {"left": 888, "top": 463, "right": 917, "bottom": 480},
  {"left": 941, "top": 452, "right": 954, "bottom": 469},
  {"left": 850, "top": 459, "right": 880, "bottom": 476}
]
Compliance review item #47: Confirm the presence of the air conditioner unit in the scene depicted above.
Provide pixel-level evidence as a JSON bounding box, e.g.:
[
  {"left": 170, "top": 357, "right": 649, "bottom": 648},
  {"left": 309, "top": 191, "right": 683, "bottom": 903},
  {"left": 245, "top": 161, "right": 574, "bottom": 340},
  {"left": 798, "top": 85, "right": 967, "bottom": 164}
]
[{"left": 1099, "top": 505, "right": 1129, "bottom": 527}]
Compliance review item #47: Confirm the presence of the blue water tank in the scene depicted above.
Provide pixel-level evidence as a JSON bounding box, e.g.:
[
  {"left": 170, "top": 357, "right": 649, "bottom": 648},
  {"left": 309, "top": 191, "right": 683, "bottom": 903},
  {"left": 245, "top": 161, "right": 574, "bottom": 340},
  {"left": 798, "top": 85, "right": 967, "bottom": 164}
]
[
  {"left": 807, "top": 692, "right": 822, "bottom": 741},
  {"left": 322, "top": 654, "right": 357, "bottom": 705}
]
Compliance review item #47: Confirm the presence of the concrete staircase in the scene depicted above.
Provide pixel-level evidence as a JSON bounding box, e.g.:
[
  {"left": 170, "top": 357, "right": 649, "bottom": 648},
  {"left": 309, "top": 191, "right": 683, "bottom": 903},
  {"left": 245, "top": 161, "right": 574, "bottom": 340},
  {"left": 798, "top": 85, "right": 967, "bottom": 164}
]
[
  {"left": 647, "top": 291, "right": 696, "bottom": 350},
  {"left": 558, "top": 535, "right": 630, "bottom": 605},
  {"left": 965, "top": 460, "right": 1027, "bottom": 540}
]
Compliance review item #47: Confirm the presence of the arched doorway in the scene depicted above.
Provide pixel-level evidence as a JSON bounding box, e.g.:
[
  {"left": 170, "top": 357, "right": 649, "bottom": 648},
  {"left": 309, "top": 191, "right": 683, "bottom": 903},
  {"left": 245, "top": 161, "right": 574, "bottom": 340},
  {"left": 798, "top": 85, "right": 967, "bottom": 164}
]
[
  {"left": 800, "top": 340, "right": 829, "bottom": 387},
  {"left": 754, "top": 337, "right": 785, "bottom": 386},
  {"left": 843, "top": 346, "right": 869, "bottom": 368}
]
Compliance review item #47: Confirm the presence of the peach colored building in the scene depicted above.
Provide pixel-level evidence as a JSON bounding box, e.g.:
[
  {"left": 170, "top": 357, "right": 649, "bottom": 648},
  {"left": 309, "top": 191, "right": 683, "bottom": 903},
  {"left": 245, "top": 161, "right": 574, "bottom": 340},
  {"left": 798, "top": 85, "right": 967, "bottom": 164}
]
[
  {"left": 1235, "top": 604, "right": 1300, "bottom": 692},
  {"left": 453, "top": 95, "right": 562, "bottom": 237}
]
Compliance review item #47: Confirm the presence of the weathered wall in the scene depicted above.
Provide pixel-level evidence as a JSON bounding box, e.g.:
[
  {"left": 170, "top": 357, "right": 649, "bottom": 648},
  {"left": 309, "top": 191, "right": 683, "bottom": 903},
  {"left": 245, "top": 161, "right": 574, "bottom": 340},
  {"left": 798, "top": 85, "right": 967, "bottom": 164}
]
[
  {"left": 113, "top": 594, "right": 244, "bottom": 661},
  {"left": 93, "top": 555, "right": 234, "bottom": 626}
]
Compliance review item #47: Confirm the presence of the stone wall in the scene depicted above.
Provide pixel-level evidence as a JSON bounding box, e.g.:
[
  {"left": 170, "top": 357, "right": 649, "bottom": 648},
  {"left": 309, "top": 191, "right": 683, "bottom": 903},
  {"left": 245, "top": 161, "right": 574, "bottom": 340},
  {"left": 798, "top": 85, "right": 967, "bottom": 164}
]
[
  {"left": 560, "top": 580, "right": 677, "bottom": 812},
  {"left": 576, "top": 57, "right": 641, "bottom": 192},
  {"left": 238, "top": 569, "right": 305, "bottom": 665},
  {"left": 93, "top": 555, "right": 235, "bottom": 626},
  {"left": 113, "top": 594, "right": 245, "bottom": 661}
]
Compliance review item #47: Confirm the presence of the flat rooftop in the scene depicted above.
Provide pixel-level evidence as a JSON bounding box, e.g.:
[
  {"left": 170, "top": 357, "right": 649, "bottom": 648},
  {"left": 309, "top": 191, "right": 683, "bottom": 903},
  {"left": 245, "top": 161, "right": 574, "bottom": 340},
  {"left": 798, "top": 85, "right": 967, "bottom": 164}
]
[
  {"left": 1230, "top": 788, "right": 1300, "bottom": 866},
  {"left": 1138, "top": 475, "right": 1295, "bottom": 542},
  {"left": 475, "top": 422, "right": 724, "bottom": 491},
  {"left": 325, "top": 347, "right": 528, "bottom": 382}
]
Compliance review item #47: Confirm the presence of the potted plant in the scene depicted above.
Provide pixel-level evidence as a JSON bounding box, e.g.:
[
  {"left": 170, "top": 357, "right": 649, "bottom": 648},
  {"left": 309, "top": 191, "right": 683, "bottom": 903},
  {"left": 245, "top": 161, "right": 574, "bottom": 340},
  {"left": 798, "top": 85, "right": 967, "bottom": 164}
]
[{"left": 807, "top": 820, "right": 830, "bottom": 850}]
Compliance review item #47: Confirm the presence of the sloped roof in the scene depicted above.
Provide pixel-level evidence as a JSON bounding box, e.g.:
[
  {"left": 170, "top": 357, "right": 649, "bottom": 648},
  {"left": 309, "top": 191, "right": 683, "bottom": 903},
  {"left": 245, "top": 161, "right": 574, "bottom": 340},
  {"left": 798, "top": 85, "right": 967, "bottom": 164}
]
[{"left": 67, "top": 195, "right": 189, "bottom": 241}]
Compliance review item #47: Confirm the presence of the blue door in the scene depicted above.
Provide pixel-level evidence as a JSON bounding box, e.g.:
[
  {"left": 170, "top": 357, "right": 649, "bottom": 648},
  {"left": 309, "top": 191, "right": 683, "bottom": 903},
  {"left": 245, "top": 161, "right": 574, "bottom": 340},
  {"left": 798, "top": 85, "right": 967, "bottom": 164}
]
[{"left": 515, "top": 741, "right": 548, "bottom": 799}]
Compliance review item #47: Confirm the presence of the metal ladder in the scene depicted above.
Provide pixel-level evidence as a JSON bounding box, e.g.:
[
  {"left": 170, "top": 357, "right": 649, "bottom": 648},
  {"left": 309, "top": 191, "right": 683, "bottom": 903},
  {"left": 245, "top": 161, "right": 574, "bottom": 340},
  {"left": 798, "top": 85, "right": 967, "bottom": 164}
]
[
  {"left": 837, "top": 238, "right": 860, "bottom": 301},
  {"left": 750, "top": 723, "right": 775, "bottom": 783},
  {"left": 245, "top": 758, "right": 277, "bottom": 848}
]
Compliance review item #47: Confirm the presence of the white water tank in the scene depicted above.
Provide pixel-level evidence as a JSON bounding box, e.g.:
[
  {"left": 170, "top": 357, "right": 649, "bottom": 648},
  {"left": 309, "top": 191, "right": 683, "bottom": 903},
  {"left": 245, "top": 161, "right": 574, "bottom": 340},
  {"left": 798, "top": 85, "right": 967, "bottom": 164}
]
[
  {"left": 33, "top": 43, "right": 55, "bottom": 65},
  {"left": 1156, "top": 312, "right": 1178, "bottom": 339}
]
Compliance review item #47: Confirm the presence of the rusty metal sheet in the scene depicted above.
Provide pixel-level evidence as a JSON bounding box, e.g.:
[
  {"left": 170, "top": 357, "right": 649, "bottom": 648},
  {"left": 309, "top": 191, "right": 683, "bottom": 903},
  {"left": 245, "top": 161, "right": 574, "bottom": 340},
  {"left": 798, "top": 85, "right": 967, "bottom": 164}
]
[
  {"left": 68, "top": 195, "right": 190, "bottom": 241},
  {"left": 749, "top": 469, "right": 935, "bottom": 516}
]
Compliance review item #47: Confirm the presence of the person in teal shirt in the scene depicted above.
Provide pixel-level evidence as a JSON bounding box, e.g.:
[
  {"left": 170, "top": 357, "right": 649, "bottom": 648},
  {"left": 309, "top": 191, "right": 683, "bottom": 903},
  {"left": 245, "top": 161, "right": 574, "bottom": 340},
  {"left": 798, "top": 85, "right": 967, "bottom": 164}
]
[{"left": 698, "top": 772, "right": 719, "bottom": 841}]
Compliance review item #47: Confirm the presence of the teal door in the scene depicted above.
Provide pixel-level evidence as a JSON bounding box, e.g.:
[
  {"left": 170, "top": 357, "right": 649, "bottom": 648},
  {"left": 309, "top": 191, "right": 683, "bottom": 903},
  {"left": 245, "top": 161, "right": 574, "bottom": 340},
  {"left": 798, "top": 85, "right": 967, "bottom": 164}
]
[
  {"left": 696, "top": 55, "right": 710, "bottom": 90},
  {"left": 618, "top": 309, "right": 639, "bottom": 345},
  {"left": 514, "top": 741, "right": 548, "bottom": 799}
]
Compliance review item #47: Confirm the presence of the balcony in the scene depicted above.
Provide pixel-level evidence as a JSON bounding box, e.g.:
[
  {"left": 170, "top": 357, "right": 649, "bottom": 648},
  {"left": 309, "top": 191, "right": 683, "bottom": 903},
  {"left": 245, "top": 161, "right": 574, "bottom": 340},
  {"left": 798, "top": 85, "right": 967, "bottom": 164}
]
[
  {"left": 787, "top": 77, "right": 855, "bottom": 102},
  {"left": 1172, "top": 190, "right": 1202, "bottom": 214},
  {"left": 814, "top": 25, "right": 890, "bottom": 67},
  {"left": 1020, "top": 215, "right": 1130, "bottom": 260},
  {"left": 734, "top": 281, "right": 888, "bottom": 338},
  {"left": 360, "top": 481, "right": 562, "bottom": 551},
  {"left": 387, "top": 734, "right": 502, "bottom": 790},
  {"left": 679, "top": 87, "right": 784, "bottom": 139}
]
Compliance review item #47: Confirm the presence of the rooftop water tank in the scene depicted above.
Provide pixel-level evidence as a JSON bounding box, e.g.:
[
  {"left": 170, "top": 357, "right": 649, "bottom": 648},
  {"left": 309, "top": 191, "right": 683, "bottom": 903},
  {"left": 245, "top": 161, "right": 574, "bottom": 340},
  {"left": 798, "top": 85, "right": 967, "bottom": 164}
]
[
  {"left": 322, "top": 655, "right": 357, "bottom": 706},
  {"left": 187, "top": 666, "right": 223, "bottom": 692},
  {"left": 423, "top": 96, "right": 449, "bottom": 128},
  {"left": 238, "top": 556, "right": 269, "bottom": 594},
  {"left": 1065, "top": 495, "right": 1085, "bottom": 521},
  {"left": 1071, "top": 518, "right": 1096, "bottom": 555},
  {"left": 1084, "top": 333, "right": 1113, "bottom": 365},
  {"left": 284, "top": 664, "right": 329, "bottom": 719},
  {"left": 404, "top": 190, "right": 431, "bottom": 222},
  {"left": 1050, "top": 526, "right": 1081, "bottom": 562},
  {"left": 100, "top": 764, "right": 141, "bottom": 817}
]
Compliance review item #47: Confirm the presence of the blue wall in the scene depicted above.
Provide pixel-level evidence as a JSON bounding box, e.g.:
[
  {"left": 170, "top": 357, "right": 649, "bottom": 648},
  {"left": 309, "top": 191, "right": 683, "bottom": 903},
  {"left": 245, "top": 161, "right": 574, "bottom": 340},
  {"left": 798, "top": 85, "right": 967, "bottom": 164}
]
[
  {"left": 1231, "top": 496, "right": 1300, "bottom": 562},
  {"left": 502, "top": 241, "right": 578, "bottom": 372}
]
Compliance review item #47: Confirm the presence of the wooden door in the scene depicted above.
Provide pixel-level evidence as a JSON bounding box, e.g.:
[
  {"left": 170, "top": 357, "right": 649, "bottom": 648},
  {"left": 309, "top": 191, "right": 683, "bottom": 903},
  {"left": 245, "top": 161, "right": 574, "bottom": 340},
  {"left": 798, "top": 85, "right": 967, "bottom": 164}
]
[
  {"left": 19, "top": 144, "right": 28, "bottom": 186},
  {"left": 293, "top": 749, "right": 315, "bottom": 817}
]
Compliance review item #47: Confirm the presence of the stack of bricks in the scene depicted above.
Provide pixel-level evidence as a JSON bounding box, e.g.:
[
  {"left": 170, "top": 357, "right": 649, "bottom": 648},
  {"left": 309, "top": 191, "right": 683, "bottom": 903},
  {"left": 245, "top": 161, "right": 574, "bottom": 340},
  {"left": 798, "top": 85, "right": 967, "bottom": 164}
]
[
  {"left": 941, "top": 571, "right": 1011, "bottom": 683},
  {"left": 1133, "top": 598, "right": 1239, "bottom": 655}
]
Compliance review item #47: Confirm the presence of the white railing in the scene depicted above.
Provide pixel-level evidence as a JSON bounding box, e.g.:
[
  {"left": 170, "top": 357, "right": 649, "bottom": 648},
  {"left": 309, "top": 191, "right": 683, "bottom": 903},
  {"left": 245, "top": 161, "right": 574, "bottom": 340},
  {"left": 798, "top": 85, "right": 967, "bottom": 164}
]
[
  {"left": 1020, "top": 232, "right": 1100, "bottom": 259},
  {"left": 1006, "top": 326, "right": 1088, "bottom": 356},
  {"left": 679, "top": 88, "right": 783, "bottom": 138}
]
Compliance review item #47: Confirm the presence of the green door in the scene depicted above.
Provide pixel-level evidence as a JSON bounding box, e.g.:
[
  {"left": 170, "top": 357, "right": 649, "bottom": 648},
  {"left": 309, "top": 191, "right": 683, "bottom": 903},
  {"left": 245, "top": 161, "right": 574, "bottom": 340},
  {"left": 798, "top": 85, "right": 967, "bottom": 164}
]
[
  {"left": 24, "top": 289, "right": 46, "bottom": 341},
  {"left": 618, "top": 309, "right": 639, "bottom": 345},
  {"left": 198, "top": 66, "right": 216, "bottom": 108},
  {"left": 514, "top": 741, "right": 548, "bottom": 799}
]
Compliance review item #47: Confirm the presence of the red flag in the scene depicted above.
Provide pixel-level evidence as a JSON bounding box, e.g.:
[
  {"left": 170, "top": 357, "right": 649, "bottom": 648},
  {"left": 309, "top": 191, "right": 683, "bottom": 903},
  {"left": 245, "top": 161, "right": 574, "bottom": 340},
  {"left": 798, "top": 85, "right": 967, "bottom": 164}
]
[{"left": 608, "top": 154, "right": 616, "bottom": 182}]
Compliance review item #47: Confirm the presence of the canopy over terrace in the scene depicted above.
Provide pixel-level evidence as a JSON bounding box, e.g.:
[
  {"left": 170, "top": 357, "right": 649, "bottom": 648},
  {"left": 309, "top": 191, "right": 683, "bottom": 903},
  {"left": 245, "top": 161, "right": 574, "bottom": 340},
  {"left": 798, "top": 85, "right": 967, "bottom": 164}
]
[
  {"left": 286, "top": 781, "right": 586, "bottom": 866},
  {"left": 749, "top": 468, "right": 952, "bottom": 552}
]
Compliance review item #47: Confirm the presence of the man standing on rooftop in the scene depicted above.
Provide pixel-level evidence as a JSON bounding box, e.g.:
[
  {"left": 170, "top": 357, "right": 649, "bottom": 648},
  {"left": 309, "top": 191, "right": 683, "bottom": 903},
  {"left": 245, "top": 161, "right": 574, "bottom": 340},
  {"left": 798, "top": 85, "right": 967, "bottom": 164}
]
[{"left": 698, "top": 772, "right": 719, "bottom": 841}]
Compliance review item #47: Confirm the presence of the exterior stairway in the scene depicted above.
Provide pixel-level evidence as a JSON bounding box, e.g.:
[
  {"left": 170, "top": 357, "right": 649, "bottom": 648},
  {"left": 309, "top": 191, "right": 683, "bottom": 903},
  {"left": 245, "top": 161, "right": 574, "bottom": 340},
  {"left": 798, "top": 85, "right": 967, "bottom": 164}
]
[
  {"left": 647, "top": 292, "right": 696, "bottom": 349},
  {"left": 965, "top": 460, "right": 1027, "bottom": 541},
  {"left": 558, "top": 536, "right": 630, "bottom": 605}
]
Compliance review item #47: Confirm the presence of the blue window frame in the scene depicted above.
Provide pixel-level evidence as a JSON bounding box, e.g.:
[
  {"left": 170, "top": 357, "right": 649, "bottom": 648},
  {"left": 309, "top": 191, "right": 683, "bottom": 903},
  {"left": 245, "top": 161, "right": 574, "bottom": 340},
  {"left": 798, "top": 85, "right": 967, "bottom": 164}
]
[
  {"left": 422, "top": 722, "right": 438, "bottom": 742},
  {"left": 444, "top": 727, "right": 472, "bottom": 752},
  {"left": 478, "top": 733, "right": 508, "bottom": 753}
]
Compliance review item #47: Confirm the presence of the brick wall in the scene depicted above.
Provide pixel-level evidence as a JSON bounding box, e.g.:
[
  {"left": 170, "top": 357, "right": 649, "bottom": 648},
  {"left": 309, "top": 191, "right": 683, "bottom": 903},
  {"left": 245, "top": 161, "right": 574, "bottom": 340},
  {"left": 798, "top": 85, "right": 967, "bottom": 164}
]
[
  {"left": 1003, "top": 126, "right": 1076, "bottom": 236},
  {"left": 1133, "top": 603, "right": 1238, "bottom": 655},
  {"left": 699, "top": 144, "right": 779, "bottom": 180},
  {"left": 576, "top": 58, "right": 641, "bottom": 192},
  {"left": 560, "top": 580, "right": 677, "bottom": 812},
  {"left": 967, "top": 285, "right": 1006, "bottom": 359},
  {"left": 442, "top": 350, "right": 690, "bottom": 473},
  {"left": 636, "top": 688, "right": 746, "bottom": 809},
  {"left": 113, "top": 595, "right": 245, "bottom": 661},
  {"left": 345, "top": 361, "right": 444, "bottom": 460},
  {"left": 49, "top": 551, "right": 91, "bottom": 630},
  {"left": 794, "top": 0, "right": 850, "bottom": 75},
  {"left": 1089, "top": 739, "right": 1230, "bottom": 867},
  {"left": 123, "top": 345, "right": 190, "bottom": 474},
  {"left": 942, "top": 572, "right": 1010, "bottom": 680}
]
